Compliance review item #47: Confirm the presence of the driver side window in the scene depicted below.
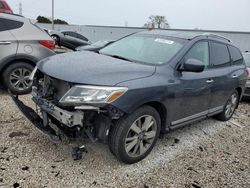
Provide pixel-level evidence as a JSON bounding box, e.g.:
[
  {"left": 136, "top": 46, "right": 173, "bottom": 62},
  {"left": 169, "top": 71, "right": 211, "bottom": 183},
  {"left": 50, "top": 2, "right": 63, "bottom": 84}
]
[{"left": 184, "top": 41, "right": 210, "bottom": 69}]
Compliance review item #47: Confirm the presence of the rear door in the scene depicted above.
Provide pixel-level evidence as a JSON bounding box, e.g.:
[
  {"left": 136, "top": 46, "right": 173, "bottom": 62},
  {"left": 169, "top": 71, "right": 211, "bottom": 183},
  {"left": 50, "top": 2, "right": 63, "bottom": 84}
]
[
  {"left": 208, "top": 41, "right": 232, "bottom": 113},
  {"left": 228, "top": 46, "right": 247, "bottom": 95},
  {"left": 0, "top": 18, "right": 18, "bottom": 69}
]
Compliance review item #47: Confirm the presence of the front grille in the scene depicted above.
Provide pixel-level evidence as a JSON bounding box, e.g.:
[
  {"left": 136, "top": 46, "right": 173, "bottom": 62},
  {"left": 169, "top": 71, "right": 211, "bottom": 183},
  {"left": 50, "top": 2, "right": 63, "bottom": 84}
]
[{"left": 35, "top": 71, "right": 71, "bottom": 103}]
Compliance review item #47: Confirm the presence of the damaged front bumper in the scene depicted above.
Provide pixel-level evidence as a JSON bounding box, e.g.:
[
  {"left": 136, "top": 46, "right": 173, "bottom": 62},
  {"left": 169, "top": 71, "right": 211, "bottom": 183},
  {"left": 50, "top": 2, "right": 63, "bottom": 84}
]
[
  {"left": 10, "top": 94, "right": 61, "bottom": 142},
  {"left": 10, "top": 92, "right": 114, "bottom": 143},
  {"left": 10, "top": 90, "right": 87, "bottom": 142},
  {"left": 31, "top": 93, "right": 84, "bottom": 128},
  {"left": 10, "top": 93, "right": 96, "bottom": 160}
]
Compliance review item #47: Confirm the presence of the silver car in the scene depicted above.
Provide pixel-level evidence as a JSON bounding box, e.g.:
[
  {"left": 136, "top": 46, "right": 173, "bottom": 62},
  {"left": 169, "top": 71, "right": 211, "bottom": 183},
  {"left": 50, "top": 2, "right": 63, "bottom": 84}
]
[{"left": 0, "top": 13, "right": 55, "bottom": 95}]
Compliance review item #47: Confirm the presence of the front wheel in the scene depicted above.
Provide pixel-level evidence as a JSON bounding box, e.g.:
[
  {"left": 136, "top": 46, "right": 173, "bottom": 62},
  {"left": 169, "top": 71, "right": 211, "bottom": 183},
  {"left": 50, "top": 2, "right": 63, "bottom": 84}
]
[
  {"left": 215, "top": 91, "right": 239, "bottom": 121},
  {"left": 108, "top": 105, "right": 161, "bottom": 164}
]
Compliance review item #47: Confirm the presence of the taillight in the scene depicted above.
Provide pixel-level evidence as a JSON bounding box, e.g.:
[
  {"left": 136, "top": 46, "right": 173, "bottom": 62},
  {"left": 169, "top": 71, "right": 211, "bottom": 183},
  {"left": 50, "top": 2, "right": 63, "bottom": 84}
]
[{"left": 39, "top": 40, "right": 55, "bottom": 50}]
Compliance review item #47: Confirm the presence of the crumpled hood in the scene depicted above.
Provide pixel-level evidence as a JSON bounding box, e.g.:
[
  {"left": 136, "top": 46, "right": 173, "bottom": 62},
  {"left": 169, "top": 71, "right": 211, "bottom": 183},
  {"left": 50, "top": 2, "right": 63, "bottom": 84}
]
[{"left": 37, "top": 51, "right": 156, "bottom": 86}]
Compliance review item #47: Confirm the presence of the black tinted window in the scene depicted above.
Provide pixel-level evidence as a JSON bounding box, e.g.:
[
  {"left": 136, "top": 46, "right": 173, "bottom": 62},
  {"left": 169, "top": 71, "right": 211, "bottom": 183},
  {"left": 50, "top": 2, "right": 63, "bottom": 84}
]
[
  {"left": 184, "top": 41, "right": 210, "bottom": 68},
  {"left": 77, "top": 34, "right": 88, "bottom": 41},
  {"left": 62, "top": 31, "right": 68, "bottom": 35},
  {"left": 0, "top": 18, "right": 24, "bottom": 32},
  {"left": 229, "top": 46, "right": 243, "bottom": 64},
  {"left": 68, "top": 32, "right": 77, "bottom": 38},
  {"left": 210, "top": 42, "right": 230, "bottom": 66},
  {"left": 0, "top": 2, "right": 4, "bottom": 8}
]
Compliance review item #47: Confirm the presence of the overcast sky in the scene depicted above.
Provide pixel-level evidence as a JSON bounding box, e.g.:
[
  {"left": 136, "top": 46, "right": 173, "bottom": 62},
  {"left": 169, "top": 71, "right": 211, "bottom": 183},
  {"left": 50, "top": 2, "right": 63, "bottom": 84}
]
[{"left": 7, "top": 0, "right": 250, "bottom": 31}]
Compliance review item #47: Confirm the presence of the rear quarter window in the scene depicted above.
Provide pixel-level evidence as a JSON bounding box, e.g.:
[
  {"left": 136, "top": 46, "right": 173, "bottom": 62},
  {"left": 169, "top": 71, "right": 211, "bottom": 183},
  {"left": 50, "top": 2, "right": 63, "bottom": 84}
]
[
  {"left": 210, "top": 42, "right": 230, "bottom": 67},
  {"left": 0, "top": 18, "right": 24, "bottom": 32},
  {"left": 228, "top": 46, "right": 243, "bottom": 65}
]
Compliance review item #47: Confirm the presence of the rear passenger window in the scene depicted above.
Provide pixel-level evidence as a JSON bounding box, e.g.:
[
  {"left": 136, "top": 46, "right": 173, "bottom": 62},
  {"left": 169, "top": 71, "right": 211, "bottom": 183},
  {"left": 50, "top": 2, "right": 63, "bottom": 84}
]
[
  {"left": 228, "top": 46, "right": 243, "bottom": 65},
  {"left": 210, "top": 42, "right": 230, "bottom": 66},
  {"left": 0, "top": 18, "right": 24, "bottom": 32},
  {"left": 184, "top": 41, "right": 210, "bottom": 68},
  {"left": 68, "top": 32, "right": 77, "bottom": 38},
  {"left": 77, "top": 34, "right": 88, "bottom": 41}
]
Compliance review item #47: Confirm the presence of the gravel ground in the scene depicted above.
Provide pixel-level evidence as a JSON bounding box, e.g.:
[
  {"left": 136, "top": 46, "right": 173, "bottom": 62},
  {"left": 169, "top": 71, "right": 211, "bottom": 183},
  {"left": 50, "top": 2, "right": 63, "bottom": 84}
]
[{"left": 0, "top": 90, "right": 249, "bottom": 188}]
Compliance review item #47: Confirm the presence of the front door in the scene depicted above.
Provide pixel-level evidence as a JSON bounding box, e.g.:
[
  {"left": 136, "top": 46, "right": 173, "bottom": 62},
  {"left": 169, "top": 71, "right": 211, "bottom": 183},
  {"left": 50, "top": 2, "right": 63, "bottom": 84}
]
[{"left": 169, "top": 41, "right": 213, "bottom": 126}]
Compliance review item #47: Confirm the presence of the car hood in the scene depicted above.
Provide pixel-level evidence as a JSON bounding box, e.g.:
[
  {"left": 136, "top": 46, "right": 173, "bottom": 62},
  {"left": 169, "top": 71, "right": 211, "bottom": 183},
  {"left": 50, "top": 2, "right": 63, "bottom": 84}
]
[{"left": 37, "top": 51, "right": 156, "bottom": 86}]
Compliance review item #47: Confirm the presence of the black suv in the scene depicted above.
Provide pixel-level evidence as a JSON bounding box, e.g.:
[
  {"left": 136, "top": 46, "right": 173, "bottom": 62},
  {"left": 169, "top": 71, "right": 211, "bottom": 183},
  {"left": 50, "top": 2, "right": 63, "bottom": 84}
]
[{"left": 12, "top": 30, "right": 248, "bottom": 164}]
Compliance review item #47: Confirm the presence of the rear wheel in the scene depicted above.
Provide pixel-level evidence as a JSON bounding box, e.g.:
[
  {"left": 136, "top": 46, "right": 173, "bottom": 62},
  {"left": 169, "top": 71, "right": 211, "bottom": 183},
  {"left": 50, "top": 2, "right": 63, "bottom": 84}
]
[
  {"left": 109, "top": 105, "right": 161, "bottom": 164},
  {"left": 2, "top": 62, "right": 34, "bottom": 95},
  {"left": 215, "top": 91, "right": 239, "bottom": 121}
]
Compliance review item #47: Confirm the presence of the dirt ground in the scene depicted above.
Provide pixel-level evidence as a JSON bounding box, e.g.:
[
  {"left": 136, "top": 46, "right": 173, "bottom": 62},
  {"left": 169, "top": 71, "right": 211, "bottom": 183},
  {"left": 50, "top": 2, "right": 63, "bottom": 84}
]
[{"left": 0, "top": 90, "right": 249, "bottom": 188}]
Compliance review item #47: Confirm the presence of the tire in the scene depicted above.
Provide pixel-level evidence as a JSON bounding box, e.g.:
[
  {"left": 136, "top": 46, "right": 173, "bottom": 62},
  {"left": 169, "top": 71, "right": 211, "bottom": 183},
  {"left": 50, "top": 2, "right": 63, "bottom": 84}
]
[
  {"left": 215, "top": 91, "right": 239, "bottom": 121},
  {"left": 2, "top": 62, "right": 34, "bottom": 95},
  {"left": 51, "top": 35, "right": 60, "bottom": 46},
  {"left": 108, "top": 105, "right": 161, "bottom": 164}
]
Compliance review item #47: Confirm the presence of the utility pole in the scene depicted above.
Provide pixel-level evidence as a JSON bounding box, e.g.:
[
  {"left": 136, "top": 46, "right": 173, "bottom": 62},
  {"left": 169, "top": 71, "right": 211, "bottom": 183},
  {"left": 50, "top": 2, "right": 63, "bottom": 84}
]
[
  {"left": 18, "top": 2, "right": 22, "bottom": 15},
  {"left": 52, "top": 0, "right": 54, "bottom": 30}
]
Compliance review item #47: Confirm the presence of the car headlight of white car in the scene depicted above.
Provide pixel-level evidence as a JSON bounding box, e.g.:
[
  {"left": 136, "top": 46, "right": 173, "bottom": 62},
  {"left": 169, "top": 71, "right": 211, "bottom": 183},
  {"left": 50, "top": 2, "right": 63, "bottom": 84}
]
[{"left": 59, "top": 85, "right": 128, "bottom": 105}]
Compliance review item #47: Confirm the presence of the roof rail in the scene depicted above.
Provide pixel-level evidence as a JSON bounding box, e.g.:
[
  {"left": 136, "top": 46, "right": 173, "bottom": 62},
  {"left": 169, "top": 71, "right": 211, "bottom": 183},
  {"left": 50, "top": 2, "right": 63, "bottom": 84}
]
[{"left": 202, "top": 33, "right": 231, "bottom": 42}]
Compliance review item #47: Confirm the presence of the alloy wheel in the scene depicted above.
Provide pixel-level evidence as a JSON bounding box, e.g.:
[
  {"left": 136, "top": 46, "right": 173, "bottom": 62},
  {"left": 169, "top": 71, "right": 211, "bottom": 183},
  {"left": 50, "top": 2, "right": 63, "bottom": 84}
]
[
  {"left": 9, "top": 68, "right": 32, "bottom": 91},
  {"left": 125, "top": 115, "right": 157, "bottom": 157}
]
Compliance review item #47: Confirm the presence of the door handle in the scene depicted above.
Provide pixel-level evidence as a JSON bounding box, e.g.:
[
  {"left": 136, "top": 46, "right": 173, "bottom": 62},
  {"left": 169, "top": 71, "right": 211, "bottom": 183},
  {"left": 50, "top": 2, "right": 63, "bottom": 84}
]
[
  {"left": 0, "top": 41, "right": 12, "bottom": 45},
  {"left": 206, "top": 79, "right": 214, "bottom": 84},
  {"left": 232, "top": 75, "right": 238, "bottom": 79}
]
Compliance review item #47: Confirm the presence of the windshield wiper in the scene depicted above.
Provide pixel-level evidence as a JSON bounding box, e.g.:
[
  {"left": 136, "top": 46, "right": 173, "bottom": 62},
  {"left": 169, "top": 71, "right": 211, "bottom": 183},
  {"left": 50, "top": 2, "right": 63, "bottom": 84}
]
[{"left": 109, "top": 55, "right": 134, "bottom": 62}]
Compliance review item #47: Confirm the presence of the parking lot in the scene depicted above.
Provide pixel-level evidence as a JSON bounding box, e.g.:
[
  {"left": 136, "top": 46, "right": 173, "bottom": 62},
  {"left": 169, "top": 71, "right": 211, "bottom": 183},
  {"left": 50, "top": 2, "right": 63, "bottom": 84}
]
[
  {"left": 0, "top": 89, "right": 249, "bottom": 188},
  {"left": 1, "top": 1, "right": 250, "bottom": 186}
]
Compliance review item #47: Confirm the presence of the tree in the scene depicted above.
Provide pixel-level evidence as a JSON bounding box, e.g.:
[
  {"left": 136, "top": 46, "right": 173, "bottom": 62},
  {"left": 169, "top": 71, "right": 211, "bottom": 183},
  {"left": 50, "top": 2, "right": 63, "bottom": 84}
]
[
  {"left": 144, "top": 15, "right": 170, "bottom": 29},
  {"left": 36, "top": 16, "right": 52, "bottom": 23},
  {"left": 54, "top": 19, "right": 68, "bottom": 25},
  {"left": 36, "top": 16, "right": 69, "bottom": 25}
]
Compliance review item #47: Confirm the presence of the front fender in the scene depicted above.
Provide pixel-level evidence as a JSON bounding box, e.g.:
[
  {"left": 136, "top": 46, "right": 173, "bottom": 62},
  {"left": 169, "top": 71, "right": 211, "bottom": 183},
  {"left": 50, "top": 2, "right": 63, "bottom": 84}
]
[{"left": 111, "top": 86, "right": 167, "bottom": 114}]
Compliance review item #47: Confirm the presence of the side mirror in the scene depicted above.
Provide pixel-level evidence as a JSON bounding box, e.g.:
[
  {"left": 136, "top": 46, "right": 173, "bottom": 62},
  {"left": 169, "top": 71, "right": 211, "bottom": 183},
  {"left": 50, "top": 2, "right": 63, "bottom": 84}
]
[{"left": 179, "top": 58, "right": 205, "bottom": 73}]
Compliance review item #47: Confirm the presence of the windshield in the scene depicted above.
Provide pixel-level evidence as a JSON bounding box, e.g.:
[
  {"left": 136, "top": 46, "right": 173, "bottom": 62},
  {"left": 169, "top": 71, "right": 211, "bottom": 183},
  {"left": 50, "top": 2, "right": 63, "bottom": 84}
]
[
  {"left": 99, "top": 35, "right": 185, "bottom": 65},
  {"left": 243, "top": 53, "right": 250, "bottom": 67}
]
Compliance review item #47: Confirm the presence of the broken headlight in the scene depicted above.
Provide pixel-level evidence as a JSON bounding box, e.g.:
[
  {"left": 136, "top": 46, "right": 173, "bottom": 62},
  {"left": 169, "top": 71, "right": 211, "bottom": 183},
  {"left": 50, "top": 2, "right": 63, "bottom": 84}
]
[{"left": 59, "top": 85, "right": 128, "bottom": 105}]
